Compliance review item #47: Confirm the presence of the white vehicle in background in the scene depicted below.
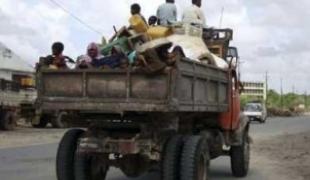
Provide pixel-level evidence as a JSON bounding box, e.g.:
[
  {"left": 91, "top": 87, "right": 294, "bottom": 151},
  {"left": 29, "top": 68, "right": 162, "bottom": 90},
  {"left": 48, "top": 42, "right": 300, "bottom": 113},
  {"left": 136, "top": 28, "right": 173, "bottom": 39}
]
[{"left": 243, "top": 102, "right": 267, "bottom": 123}]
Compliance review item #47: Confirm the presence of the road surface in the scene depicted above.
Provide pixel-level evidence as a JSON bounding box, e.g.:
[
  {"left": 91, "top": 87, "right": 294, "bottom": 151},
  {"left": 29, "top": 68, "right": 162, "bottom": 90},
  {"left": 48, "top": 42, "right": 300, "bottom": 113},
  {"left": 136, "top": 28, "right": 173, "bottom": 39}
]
[{"left": 0, "top": 116, "right": 309, "bottom": 180}]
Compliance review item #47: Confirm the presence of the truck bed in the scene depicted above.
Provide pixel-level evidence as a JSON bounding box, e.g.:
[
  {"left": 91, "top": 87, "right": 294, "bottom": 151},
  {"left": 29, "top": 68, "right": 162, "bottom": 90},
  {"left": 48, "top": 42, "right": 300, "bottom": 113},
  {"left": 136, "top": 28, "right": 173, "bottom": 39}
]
[{"left": 37, "top": 58, "right": 229, "bottom": 113}]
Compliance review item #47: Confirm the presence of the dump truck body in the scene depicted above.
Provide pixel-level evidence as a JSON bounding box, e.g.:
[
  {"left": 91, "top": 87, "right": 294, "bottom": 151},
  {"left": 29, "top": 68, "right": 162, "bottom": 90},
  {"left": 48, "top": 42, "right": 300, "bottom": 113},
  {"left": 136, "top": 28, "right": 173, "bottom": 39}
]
[
  {"left": 37, "top": 58, "right": 228, "bottom": 115},
  {"left": 50, "top": 28, "right": 250, "bottom": 180}
]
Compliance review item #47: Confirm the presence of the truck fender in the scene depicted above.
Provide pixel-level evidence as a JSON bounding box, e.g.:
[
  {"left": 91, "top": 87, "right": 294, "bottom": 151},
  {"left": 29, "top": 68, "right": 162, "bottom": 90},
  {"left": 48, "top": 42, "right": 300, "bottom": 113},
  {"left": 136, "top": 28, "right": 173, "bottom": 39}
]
[{"left": 231, "top": 113, "right": 250, "bottom": 146}]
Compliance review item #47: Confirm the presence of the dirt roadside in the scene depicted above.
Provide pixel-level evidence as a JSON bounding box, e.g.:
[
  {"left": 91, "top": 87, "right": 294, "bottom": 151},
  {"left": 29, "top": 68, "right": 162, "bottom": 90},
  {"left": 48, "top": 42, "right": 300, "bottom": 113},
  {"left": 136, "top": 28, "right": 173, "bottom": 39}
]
[
  {"left": 253, "top": 131, "right": 310, "bottom": 180},
  {"left": 0, "top": 124, "right": 66, "bottom": 149},
  {"left": 0, "top": 125, "right": 309, "bottom": 180}
]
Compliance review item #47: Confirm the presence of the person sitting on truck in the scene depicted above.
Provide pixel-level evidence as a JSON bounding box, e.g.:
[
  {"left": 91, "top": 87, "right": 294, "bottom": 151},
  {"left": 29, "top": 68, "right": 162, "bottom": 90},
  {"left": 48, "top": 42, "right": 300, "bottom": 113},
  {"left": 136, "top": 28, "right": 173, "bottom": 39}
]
[
  {"left": 76, "top": 55, "right": 92, "bottom": 69},
  {"left": 87, "top": 42, "right": 105, "bottom": 68},
  {"left": 129, "top": 3, "right": 149, "bottom": 34},
  {"left": 44, "top": 42, "right": 73, "bottom": 69},
  {"left": 130, "top": 3, "right": 147, "bottom": 24},
  {"left": 148, "top": 16, "right": 158, "bottom": 26},
  {"left": 157, "top": 0, "right": 177, "bottom": 26},
  {"left": 85, "top": 43, "right": 127, "bottom": 69},
  {"left": 182, "top": 0, "right": 206, "bottom": 27}
]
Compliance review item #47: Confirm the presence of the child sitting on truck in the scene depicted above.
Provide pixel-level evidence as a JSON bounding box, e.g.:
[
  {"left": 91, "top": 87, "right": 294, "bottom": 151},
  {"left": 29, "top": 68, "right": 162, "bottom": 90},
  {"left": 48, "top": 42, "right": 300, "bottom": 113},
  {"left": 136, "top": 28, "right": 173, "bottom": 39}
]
[{"left": 44, "top": 42, "right": 73, "bottom": 69}]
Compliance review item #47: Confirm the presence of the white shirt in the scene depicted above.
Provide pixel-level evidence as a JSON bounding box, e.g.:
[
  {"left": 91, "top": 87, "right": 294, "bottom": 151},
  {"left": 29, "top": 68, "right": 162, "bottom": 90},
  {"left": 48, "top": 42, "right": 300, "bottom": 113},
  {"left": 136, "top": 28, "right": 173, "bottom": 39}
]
[
  {"left": 157, "top": 3, "right": 177, "bottom": 25},
  {"left": 182, "top": 5, "right": 206, "bottom": 27}
]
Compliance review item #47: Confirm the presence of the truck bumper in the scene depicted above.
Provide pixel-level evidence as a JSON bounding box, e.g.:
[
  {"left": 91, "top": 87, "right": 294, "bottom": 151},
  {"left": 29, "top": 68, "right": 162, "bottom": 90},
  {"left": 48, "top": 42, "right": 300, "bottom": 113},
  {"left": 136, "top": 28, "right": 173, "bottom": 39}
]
[{"left": 78, "top": 137, "right": 154, "bottom": 156}]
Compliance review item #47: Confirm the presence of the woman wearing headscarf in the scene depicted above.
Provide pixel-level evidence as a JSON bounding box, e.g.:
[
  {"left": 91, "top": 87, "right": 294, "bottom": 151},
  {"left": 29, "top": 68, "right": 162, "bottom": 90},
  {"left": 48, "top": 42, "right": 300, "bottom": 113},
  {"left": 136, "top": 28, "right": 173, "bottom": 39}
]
[{"left": 87, "top": 42, "right": 105, "bottom": 68}]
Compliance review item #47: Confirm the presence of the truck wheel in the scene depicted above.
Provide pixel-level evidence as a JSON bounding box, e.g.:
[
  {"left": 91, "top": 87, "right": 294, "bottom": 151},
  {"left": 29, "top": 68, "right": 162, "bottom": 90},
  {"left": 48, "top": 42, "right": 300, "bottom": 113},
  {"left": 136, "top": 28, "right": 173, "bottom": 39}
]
[
  {"left": 0, "top": 111, "right": 16, "bottom": 131},
  {"left": 230, "top": 131, "right": 250, "bottom": 177},
  {"left": 32, "top": 114, "right": 49, "bottom": 128},
  {"left": 120, "top": 155, "right": 149, "bottom": 178},
  {"left": 260, "top": 119, "right": 265, "bottom": 124},
  {"left": 75, "top": 155, "right": 109, "bottom": 180},
  {"left": 51, "top": 112, "right": 68, "bottom": 128},
  {"left": 56, "top": 129, "right": 84, "bottom": 180},
  {"left": 161, "top": 135, "right": 183, "bottom": 180},
  {"left": 180, "top": 136, "right": 209, "bottom": 180},
  {"left": 260, "top": 117, "right": 267, "bottom": 124}
]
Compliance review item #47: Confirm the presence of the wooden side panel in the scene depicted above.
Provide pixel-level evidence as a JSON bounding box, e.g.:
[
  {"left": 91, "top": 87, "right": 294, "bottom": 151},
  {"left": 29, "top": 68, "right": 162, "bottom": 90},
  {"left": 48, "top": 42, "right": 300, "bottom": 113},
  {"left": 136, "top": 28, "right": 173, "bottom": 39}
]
[
  {"left": 87, "top": 74, "right": 126, "bottom": 98},
  {"left": 131, "top": 74, "right": 168, "bottom": 100},
  {"left": 43, "top": 73, "right": 83, "bottom": 97}
]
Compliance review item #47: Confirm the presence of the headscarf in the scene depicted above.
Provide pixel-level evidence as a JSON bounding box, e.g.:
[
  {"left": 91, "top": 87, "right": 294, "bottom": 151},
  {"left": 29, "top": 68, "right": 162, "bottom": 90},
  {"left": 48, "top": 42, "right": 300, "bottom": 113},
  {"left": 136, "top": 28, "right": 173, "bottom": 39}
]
[{"left": 87, "top": 42, "right": 102, "bottom": 59}]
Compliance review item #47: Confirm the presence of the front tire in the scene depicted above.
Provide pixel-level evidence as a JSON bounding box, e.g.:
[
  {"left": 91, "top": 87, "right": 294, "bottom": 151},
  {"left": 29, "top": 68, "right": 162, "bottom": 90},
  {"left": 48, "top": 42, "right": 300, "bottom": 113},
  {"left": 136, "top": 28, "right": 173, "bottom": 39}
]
[
  {"left": 0, "top": 111, "right": 16, "bottom": 131},
  {"left": 180, "top": 136, "right": 209, "bottom": 180},
  {"left": 56, "top": 129, "right": 84, "bottom": 180},
  {"left": 230, "top": 130, "right": 250, "bottom": 177}
]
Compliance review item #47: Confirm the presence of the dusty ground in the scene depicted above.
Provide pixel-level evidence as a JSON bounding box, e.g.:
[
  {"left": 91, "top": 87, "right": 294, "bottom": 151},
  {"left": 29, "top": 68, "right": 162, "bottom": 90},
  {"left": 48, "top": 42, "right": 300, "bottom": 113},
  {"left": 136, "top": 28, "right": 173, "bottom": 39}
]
[
  {"left": 0, "top": 122, "right": 310, "bottom": 180},
  {"left": 253, "top": 131, "right": 310, "bottom": 180},
  {"left": 0, "top": 124, "right": 66, "bottom": 149}
]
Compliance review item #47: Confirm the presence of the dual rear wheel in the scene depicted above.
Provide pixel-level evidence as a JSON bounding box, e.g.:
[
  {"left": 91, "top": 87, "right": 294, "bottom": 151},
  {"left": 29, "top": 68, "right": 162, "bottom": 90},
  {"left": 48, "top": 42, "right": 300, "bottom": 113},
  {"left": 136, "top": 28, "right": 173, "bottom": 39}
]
[
  {"left": 161, "top": 131, "right": 250, "bottom": 180},
  {"left": 162, "top": 135, "right": 210, "bottom": 180}
]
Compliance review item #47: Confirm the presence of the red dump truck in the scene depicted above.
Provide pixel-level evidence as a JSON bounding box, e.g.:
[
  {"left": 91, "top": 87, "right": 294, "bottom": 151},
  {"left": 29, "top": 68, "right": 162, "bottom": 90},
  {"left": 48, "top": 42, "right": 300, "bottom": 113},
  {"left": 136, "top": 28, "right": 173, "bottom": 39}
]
[{"left": 35, "top": 28, "right": 250, "bottom": 180}]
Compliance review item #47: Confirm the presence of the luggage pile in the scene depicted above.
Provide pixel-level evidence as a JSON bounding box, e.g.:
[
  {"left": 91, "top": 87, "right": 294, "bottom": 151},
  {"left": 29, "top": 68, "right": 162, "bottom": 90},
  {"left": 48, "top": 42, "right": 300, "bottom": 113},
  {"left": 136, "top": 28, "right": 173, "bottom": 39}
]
[
  {"left": 97, "top": 18, "right": 228, "bottom": 73},
  {"left": 39, "top": 16, "right": 228, "bottom": 72}
]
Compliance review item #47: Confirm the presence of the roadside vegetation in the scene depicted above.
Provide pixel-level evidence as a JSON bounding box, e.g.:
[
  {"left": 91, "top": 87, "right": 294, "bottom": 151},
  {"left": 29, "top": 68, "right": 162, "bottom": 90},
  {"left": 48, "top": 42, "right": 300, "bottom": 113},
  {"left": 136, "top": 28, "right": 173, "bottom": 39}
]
[{"left": 241, "top": 89, "right": 310, "bottom": 116}]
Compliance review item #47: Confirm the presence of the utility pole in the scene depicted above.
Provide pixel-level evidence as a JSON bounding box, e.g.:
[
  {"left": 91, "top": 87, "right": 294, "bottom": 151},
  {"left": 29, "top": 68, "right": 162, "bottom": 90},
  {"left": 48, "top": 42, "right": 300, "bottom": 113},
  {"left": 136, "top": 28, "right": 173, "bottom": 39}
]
[
  {"left": 280, "top": 78, "right": 284, "bottom": 110},
  {"left": 265, "top": 71, "right": 269, "bottom": 107},
  {"left": 305, "top": 91, "right": 308, "bottom": 110}
]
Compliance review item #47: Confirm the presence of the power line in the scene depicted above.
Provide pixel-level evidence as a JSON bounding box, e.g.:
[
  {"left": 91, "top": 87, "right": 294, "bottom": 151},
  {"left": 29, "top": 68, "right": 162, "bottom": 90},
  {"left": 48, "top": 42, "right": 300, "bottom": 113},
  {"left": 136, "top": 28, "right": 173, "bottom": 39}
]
[{"left": 47, "top": 0, "right": 103, "bottom": 36}]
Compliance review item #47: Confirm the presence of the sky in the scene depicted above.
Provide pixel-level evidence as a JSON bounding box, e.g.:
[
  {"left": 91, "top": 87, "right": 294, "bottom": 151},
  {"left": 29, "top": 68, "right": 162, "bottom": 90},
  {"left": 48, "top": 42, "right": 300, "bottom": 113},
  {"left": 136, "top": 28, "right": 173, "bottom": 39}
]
[{"left": 0, "top": 0, "right": 309, "bottom": 93}]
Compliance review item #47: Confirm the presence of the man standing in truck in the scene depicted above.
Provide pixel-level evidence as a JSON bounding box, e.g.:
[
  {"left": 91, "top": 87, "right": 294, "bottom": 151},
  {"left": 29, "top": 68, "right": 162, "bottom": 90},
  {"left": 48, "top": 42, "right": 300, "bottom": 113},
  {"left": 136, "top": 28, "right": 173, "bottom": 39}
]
[
  {"left": 182, "top": 0, "right": 206, "bottom": 27},
  {"left": 157, "top": 0, "right": 177, "bottom": 26}
]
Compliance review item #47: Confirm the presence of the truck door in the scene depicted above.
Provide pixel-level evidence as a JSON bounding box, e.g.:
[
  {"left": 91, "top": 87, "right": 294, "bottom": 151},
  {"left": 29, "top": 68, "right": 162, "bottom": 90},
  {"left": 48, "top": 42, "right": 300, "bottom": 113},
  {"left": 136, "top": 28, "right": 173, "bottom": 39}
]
[
  {"left": 231, "top": 71, "right": 241, "bottom": 129},
  {"left": 219, "top": 70, "right": 240, "bottom": 130}
]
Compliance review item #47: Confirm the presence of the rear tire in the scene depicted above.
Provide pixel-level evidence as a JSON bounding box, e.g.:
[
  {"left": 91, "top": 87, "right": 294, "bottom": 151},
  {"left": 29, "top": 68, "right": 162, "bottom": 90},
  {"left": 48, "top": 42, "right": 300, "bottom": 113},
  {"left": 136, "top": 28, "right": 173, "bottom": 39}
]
[
  {"left": 51, "top": 112, "right": 68, "bottom": 128},
  {"left": 32, "top": 114, "right": 49, "bottom": 128},
  {"left": 0, "top": 111, "right": 16, "bottom": 131},
  {"left": 56, "top": 129, "right": 84, "bottom": 180},
  {"left": 230, "top": 130, "right": 250, "bottom": 177},
  {"left": 180, "top": 136, "right": 209, "bottom": 180},
  {"left": 161, "top": 135, "right": 183, "bottom": 180},
  {"left": 120, "top": 154, "right": 149, "bottom": 178},
  {"left": 75, "top": 155, "right": 109, "bottom": 180}
]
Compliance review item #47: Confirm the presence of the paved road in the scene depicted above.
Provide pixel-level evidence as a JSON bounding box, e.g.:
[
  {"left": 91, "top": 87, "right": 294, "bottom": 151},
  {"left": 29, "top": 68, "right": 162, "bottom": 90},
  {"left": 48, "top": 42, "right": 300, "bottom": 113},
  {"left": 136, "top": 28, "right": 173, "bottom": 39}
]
[{"left": 0, "top": 116, "right": 309, "bottom": 180}]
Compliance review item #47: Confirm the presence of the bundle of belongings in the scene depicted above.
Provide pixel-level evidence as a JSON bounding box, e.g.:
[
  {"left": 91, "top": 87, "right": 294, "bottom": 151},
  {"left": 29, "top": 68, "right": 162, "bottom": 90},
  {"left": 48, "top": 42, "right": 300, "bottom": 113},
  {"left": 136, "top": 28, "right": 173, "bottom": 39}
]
[{"left": 39, "top": 15, "right": 228, "bottom": 73}]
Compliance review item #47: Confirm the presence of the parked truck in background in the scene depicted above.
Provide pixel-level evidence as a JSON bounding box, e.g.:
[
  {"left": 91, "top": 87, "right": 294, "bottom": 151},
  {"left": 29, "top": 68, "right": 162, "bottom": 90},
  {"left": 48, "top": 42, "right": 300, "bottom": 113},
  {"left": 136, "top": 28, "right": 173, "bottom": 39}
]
[
  {"left": 0, "top": 77, "right": 36, "bottom": 130},
  {"left": 35, "top": 28, "right": 250, "bottom": 180}
]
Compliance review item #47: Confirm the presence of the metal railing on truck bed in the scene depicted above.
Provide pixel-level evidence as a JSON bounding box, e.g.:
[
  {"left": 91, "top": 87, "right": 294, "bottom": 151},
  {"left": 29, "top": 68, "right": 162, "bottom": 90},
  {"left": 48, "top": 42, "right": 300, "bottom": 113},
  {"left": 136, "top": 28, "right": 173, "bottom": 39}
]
[{"left": 36, "top": 58, "right": 229, "bottom": 113}]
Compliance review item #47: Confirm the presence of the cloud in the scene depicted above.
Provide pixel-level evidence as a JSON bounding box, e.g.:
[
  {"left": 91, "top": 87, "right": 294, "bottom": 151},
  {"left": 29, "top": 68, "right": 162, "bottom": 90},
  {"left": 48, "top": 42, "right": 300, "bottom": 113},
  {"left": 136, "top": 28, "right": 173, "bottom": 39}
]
[{"left": 0, "top": 0, "right": 309, "bottom": 93}]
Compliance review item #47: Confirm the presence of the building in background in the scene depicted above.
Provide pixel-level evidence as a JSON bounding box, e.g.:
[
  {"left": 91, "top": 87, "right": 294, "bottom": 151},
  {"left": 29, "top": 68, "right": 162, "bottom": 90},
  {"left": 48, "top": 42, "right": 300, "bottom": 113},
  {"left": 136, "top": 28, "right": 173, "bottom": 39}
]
[
  {"left": 0, "top": 42, "right": 34, "bottom": 86},
  {"left": 241, "top": 81, "right": 267, "bottom": 101}
]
